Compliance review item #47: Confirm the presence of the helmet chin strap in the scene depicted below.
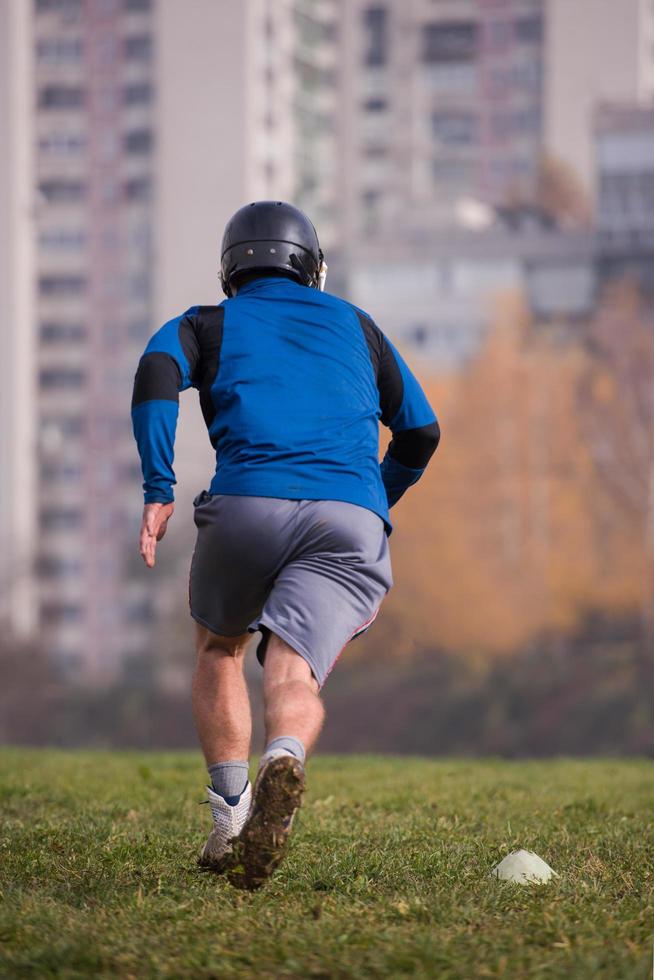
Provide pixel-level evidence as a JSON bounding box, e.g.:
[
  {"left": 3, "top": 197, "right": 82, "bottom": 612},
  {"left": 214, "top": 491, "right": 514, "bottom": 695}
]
[{"left": 289, "top": 248, "right": 327, "bottom": 291}]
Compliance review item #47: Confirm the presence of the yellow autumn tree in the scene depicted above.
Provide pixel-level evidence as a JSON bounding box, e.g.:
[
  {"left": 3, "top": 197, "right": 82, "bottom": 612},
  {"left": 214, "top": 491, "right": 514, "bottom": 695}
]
[{"left": 356, "top": 289, "right": 643, "bottom": 663}]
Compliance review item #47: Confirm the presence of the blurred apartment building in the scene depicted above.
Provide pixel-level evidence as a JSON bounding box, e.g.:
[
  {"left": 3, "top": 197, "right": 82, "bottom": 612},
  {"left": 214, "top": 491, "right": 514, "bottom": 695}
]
[
  {"left": 338, "top": 0, "right": 545, "bottom": 241},
  {"left": 0, "top": 1, "right": 35, "bottom": 640},
  {"left": 27, "top": 0, "right": 160, "bottom": 680},
  {"left": 342, "top": 0, "right": 654, "bottom": 368},
  {"left": 0, "top": 0, "right": 338, "bottom": 680},
  {"left": 339, "top": 0, "right": 550, "bottom": 365},
  {"left": 595, "top": 103, "right": 654, "bottom": 293},
  {"left": 546, "top": 0, "right": 654, "bottom": 199},
  {"left": 334, "top": 0, "right": 654, "bottom": 240}
]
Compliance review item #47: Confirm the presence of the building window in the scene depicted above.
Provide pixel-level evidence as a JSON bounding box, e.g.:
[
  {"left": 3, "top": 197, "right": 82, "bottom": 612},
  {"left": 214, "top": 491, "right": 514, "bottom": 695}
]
[
  {"left": 124, "top": 82, "right": 152, "bottom": 105},
  {"left": 37, "top": 555, "right": 83, "bottom": 578},
  {"left": 39, "top": 367, "right": 86, "bottom": 389},
  {"left": 431, "top": 110, "right": 477, "bottom": 145},
  {"left": 39, "top": 180, "right": 86, "bottom": 203},
  {"left": 125, "top": 35, "right": 152, "bottom": 60},
  {"left": 422, "top": 21, "right": 477, "bottom": 63},
  {"left": 124, "top": 596, "right": 153, "bottom": 624},
  {"left": 364, "top": 144, "right": 388, "bottom": 158},
  {"left": 125, "top": 176, "right": 152, "bottom": 201},
  {"left": 38, "top": 132, "right": 86, "bottom": 156},
  {"left": 294, "top": 10, "right": 334, "bottom": 47},
  {"left": 424, "top": 61, "right": 477, "bottom": 94},
  {"left": 363, "top": 96, "right": 388, "bottom": 112},
  {"left": 41, "top": 415, "right": 85, "bottom": 437},
  {"left": 361, "top": 188, "right": 382, "bottom": 215},
  {"left": 432, "top": 158, "right": 474, "bottom": 185},
  {"left": 363, "top": 6, "right": 388, "bottom": 66},
  {"left": 490, "top": 108, "right": 541, "bottom": 140},
  {"left": 39, "top": 228, "right": 87, "bottom": 250},
  {"left": 35, "top": 0, "right": 81, "bottom": 15},
  {"left": 125, "top": 0, "right": 151, "bottom": 9},
  {"left": 515, "top": 16, "right": 543, "bottom": 43},
  {"left": 40, "top": 601, "right": 83, "bottom": 624},
  {"left": 38, "top": 85, "right": 85, "bottom": 109},
  {"left": 36, "top": 38, "right": 83, "bottom": 62},
  {"left": 40, "top": 461, "right": 83, "bottom": 481},
  {"left": 124, "top": 128, "right": 153, "bottom": 154},
  {"left": 40, "top": 322, "right": 86, "bottom": 342},
  {"left": 293, "top": 57, "right": 335, "bottom": 90},
  {"left": 407, "top": 324, "right": 428, "bottom": 347},
  {"left": 39, "top": 275, "right": 86, "bottom": 297},
  {"left": 39, "top": 508, "right": 83, "bottom": 531}
]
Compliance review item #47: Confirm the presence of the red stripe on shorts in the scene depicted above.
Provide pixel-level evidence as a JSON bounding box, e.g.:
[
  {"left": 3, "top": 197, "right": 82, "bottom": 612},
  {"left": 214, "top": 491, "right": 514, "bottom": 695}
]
[{"left": 322, "top": 605, "right": 381, "bottom": 684}]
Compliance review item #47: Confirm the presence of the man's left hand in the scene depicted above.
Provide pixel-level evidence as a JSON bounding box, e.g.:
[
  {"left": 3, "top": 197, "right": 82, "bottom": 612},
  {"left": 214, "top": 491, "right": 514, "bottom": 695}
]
[{"left": 139, "top": 502, "right": 175, "bottom": 568}]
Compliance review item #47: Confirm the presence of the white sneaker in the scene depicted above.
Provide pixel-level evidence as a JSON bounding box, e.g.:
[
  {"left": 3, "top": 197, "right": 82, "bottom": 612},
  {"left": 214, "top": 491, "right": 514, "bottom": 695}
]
[{"left": 198, "top": 782, "right": 252, "bottom": 872}]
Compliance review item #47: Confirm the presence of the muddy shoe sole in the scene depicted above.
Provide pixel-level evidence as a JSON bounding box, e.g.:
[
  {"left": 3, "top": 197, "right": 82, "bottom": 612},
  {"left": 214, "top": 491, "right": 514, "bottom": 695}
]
[{"left": 226, "top": 755, "right": 305, "bottom": 891}]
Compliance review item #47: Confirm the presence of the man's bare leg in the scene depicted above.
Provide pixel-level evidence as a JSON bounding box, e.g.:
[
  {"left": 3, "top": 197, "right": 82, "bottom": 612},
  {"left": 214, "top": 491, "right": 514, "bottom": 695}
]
[
  {"left": 194, "top": 623, "right": 254, "bottom": 872},
  {"left": 263, "top": 631, "right": 325, "bottom": 755},
  {"left": 227, "top": 631, "right": 324, "bottom": 890},
  {"left": 191, "top": 623, "right": 252, "bottom": 765}
]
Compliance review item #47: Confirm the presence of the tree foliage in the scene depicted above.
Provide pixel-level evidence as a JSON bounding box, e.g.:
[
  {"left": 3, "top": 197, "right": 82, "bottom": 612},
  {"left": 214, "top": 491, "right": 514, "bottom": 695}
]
[{"left": 357, "top": 289, "right": 644, "bottom": 661}]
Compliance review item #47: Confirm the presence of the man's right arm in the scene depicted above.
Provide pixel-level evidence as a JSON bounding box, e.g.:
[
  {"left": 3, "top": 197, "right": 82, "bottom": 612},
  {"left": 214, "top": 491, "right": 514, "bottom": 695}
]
[{"left": 130, "top": 307, "right": 200, "bottom": 504}]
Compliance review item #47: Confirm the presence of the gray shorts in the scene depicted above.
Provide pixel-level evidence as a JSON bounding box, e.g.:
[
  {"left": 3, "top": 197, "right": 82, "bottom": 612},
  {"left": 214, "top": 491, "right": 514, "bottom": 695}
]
[{"left": 188, "top": 491, "right": 393, "bottom": 687}]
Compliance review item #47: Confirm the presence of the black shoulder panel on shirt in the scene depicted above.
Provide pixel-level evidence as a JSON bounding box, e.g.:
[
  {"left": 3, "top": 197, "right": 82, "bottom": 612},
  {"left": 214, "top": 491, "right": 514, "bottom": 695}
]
[
  {"left": 356, "top": 309, "right": 382, "bottom": 377},
  {"left": 355, "top": 309, "right": 404, "bottom": 427},
  {"left": 388, "top": 420, "right": 441, "bottom": 469},
  {"left": 188, "top": 306, "right": 225, "bottom": 433},
  {"left": 131, "top": 351, "right": 181, "bottom": 408},
  {"left": 178, "top": 313, "right": 201, "bottom": 380}
]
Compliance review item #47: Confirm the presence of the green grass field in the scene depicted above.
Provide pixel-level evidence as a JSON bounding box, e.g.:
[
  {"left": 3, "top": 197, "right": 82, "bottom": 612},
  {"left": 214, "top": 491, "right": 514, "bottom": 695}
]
[{"left": 1, "top": 750, "right": 653, "bottom": 978}]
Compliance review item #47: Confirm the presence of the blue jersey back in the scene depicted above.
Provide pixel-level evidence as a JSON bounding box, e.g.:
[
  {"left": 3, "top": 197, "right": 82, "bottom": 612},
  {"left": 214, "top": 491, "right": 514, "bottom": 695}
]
[
  {"left": 209, "top": 277, "right": 387, "bottom": 519},
  {"left": 131, "top": 276, "right": 439, "bottom": 534}
]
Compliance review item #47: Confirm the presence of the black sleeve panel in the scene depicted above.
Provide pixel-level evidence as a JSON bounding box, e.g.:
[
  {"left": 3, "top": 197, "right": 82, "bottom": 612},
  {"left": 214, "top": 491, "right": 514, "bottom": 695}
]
[
  {"left": 355, "top": 310, "right": 404, "bottom": 426},
  {"left": 178, "top": 313, "right": 201, "bottom": 383},
  {"left": 388, "top": 420, "right": 441, "bottom": 469},
  {"left": 131, "top": 351, "right": 181, "bottom": 408},
  {"left": 191, "top": 306, "right": 225, "bottom": 432}
]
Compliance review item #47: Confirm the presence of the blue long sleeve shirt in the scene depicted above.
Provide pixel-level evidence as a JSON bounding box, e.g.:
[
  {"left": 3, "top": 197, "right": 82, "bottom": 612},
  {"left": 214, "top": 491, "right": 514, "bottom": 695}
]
[{"left": 131, "top": 276, "right": 440, "bottom": 535}]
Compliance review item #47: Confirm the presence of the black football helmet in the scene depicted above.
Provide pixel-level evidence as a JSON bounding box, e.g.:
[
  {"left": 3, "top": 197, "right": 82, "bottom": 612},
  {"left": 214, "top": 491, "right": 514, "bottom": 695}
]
[{"left": 220, "top": 200, "right": 326, "bottom": 297}]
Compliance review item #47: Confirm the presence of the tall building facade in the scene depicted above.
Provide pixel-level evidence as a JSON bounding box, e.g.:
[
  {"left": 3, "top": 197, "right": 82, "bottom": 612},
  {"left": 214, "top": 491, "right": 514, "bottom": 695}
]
[
  {"left": 545, "top": 0, "right": 654, "bottom": 197},
  {"left": 337, "top": 0, "right": 545, "bottom": 240},
  {"left": 32, "top": 0, "right": 158, "bottom": 678},
  {"left": 0, "top": 0, "right": 37, "bottom": 640},
  {"left": 595, "top": 102, "right": 654, "bottom": 291}
]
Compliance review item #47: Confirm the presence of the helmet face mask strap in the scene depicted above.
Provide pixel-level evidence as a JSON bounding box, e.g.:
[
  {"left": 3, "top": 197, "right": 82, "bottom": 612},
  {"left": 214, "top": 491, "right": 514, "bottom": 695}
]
[
  {"left": 220, "top": 258, "right": 240, "bottom": 297},
  {"left": 289, "top": 250, "right": 316, "bottom": 287}
]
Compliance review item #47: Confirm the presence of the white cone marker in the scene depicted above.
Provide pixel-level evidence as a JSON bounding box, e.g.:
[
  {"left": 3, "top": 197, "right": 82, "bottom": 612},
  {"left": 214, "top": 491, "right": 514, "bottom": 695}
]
[{"left": 491, "top": 849, "right": 559, "bottom": 884}]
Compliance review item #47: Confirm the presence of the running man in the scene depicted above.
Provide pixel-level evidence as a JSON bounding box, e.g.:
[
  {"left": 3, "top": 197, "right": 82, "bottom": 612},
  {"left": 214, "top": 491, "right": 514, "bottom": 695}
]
[{"left": 131, "top": 201, "right": 440, "bottom": 889}]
